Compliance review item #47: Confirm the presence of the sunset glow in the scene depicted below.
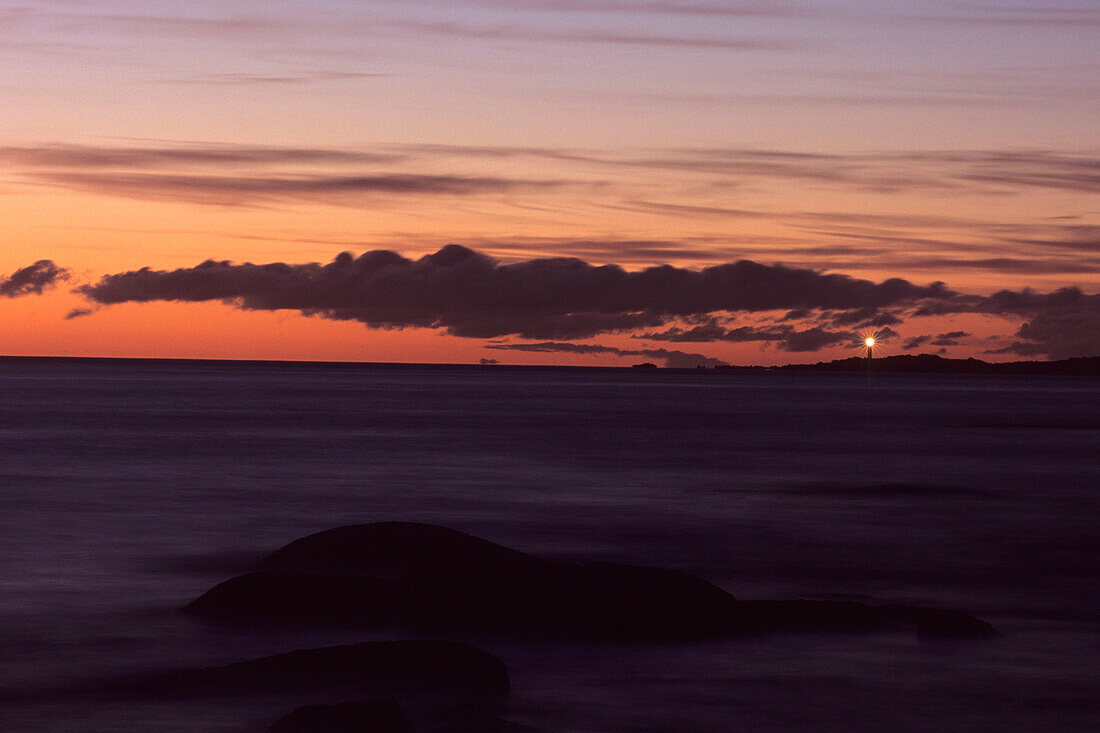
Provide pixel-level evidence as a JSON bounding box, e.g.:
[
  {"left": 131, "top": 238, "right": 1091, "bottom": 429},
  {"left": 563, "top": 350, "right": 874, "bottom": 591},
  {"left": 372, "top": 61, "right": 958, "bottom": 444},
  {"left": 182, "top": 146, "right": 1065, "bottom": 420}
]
[{"left": 1, "top": 1, "right": 1097, "bottom": 366}]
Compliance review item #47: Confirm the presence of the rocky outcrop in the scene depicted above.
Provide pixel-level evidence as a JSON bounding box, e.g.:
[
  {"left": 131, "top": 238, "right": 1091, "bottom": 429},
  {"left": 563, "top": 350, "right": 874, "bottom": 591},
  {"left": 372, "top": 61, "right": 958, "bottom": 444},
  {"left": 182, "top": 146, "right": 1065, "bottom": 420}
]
[
  {"left": 186, "top": 560, "right": 743, "bottom": 640},
  {"left": 183, "top": 571, "right": 403, "bottom": 625},
  {"left": 257, "top": 522, "right": 539, "bottom": 577},
  {"left": 185, "top": 522, "right": 996, "bottom": 641},
  {"left": 126, "top": 640, "right": 509, "bottom": 698},
  {"left": 270, "top": 698, "right": 414, "bottom": 732},
  {"left": 872, "top": 604, "right": 997, "bottom": 639}
]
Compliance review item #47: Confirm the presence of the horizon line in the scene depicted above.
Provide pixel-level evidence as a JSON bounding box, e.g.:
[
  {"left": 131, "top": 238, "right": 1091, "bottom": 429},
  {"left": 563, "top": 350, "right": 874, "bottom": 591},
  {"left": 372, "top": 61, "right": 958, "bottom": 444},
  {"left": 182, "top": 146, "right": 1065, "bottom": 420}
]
[{"left": 3, "top": 352, "right": 1095, "bottom": 371}]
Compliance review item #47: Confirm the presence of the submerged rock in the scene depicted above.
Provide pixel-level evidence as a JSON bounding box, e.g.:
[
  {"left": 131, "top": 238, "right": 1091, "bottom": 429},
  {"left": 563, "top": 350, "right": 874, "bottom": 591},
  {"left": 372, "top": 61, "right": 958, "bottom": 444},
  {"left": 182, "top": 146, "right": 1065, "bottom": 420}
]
[
  {"left": 728, "top": 600, "right": 879, "bottom": 634},
  {"left": 270, "top": 698, "right": 414, "bottom": 732},
  {"left": 269, "top": 700, "right": 535, "bottom": 733},
  {"left": 873, "top": 604, "right": 997, "bottom": 639},
  {"left": 422, "top": 703, "right": 537, "bottom": 732},
  {"left": 128, "top": 640, "right": 509, "bottom": 698}
]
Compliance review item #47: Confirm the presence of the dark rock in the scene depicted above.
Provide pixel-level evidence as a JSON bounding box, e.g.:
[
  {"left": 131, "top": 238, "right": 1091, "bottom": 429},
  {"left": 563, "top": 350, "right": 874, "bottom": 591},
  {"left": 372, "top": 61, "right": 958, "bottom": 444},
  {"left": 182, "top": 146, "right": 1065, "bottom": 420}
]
[
  {"left": 423, "top": 704, "right": 537, "bottom": 732},
  {"left": 873, "top": 604, "right": 997, "bottom": 639},
  {"left": 772, "top": 353, "right": 1100, "bottom": 376},
  {"left": 130, "top": 640, "right": 509, "bottom": 697},
  {"left": 580, "top": 562, "right": 740, "bottom": 636},
  {"left": 270, "top": 698, "right": 414, "bottom": 732},
  {"left": 729, "top": 600, "right": 879, "bottom": 634},
  {"left": 187, "top": 559, "right": 741, "bottom": 640},
  {"left": 186, "top": 523, "right": 995, "bottom": 641},
  {"left": 184, "top": 571, "right": 403, "bottom": 624},
  {"left": 404, "top": 561, "right": 740, "bottom": 639},
  {"left": 257, "top": 522, "right": 539, "bottom": 577}
]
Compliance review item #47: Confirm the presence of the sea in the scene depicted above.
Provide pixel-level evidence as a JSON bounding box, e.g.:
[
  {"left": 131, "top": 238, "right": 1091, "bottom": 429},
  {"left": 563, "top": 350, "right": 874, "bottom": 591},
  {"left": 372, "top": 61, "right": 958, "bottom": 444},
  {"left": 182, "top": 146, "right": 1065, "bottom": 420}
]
[{"left": 0, "top": 357, "right": 1096, "bottom": 732}]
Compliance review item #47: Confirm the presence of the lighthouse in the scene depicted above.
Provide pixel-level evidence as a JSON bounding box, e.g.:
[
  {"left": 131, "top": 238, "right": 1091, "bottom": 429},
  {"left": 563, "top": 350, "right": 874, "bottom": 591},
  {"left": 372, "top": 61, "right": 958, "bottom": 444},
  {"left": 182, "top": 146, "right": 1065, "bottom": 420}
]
[{"left": 865, "top": 336, "right": 875, "bottom": 369}]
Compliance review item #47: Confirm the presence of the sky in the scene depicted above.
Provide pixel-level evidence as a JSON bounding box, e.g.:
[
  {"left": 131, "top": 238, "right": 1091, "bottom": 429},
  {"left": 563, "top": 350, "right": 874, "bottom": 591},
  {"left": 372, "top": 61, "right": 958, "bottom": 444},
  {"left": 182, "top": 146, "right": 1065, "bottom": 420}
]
[{"left": 1, "top": 0, "right": 1097, "bottom": 366}]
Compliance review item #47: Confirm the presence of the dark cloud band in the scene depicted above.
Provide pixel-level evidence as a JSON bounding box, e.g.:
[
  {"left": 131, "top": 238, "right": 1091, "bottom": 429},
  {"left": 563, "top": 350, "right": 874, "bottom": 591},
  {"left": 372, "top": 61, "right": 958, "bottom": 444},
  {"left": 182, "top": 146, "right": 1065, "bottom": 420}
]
[
  {"left": 77, "top": 245, "right": 956, "bottom": 340},
  {"left": 484, "top": 341, "right": 727, "bottom": 368},
  {"left": 73, "top": 246, "right": 1100, "bottom": 359}
]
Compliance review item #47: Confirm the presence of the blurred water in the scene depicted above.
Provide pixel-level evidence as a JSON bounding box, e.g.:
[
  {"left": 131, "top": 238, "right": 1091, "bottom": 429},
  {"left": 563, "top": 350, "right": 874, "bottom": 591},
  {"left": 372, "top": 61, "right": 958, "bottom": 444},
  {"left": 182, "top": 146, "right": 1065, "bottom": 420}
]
[{"left": 0, "top": 357, "right": 1096, "bottom": 731}]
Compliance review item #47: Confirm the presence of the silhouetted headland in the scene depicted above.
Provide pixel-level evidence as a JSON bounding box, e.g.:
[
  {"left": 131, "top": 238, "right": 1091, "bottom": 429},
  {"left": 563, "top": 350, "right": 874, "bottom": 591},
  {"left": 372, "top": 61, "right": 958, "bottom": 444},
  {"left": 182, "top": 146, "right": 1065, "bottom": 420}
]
[{"left": 716, "top": 354, "right": 1099, "bottom": 376}]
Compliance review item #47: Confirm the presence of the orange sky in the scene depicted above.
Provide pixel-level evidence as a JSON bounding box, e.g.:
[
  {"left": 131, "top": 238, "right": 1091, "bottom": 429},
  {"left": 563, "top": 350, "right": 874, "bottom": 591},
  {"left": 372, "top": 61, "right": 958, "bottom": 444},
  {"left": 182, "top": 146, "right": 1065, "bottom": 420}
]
[{"left": 1, "top": 1, "right": 1097, "bottom": 365}]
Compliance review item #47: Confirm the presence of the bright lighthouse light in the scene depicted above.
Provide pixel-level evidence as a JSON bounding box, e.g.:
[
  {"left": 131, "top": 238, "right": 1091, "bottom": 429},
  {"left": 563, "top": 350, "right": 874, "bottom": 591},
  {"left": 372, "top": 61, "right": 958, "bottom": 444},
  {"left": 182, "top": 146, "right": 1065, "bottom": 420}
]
[{"left": 865, "top": 337, "right": 876, "bottom": 347}]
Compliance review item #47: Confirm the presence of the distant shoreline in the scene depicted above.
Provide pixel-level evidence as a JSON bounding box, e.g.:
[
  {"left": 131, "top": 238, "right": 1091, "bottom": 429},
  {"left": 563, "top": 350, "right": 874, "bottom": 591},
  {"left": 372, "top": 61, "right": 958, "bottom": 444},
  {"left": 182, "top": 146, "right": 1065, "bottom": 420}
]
[
  {"left": 733, "top": 353, "right": 1100, "bottom": 376},
  {"left": 2, "top": 353, "right": 1097, "bottom": 376}
]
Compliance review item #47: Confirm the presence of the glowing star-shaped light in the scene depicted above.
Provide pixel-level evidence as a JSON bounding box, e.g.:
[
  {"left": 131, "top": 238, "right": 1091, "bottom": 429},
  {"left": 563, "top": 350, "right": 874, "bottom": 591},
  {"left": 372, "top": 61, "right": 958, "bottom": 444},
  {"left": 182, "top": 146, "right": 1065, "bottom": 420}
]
[{"left": 865, "top": 337, "right": 876, "bottom": 348}]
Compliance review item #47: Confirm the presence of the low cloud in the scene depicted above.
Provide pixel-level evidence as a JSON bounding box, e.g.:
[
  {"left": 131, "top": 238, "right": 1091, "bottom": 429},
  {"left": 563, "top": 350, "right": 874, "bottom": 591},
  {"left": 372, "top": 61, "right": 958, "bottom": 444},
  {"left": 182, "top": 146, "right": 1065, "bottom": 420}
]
[
  {"left": 913, "top": 287, "right": 1100, "bottom": 358},
  {"left": 485, "top": 341, "right": 726, "bottom": 368},
  {"left": 636, "top": 320, "right": 853, "bottom": 352},
  {"left": 782, "top": 326, "right": 856, "bottom": 352},
  {"left": 903, "top": 330, "right": 971, "bottom": 350},
  {"left": 903, "top": 335, "right": 932, "bottom": 350},
  {"left": 822, "top": 307, "right": 903, "bottom": 328},
  {"left": 931, "top": 330, "right": 970, "bottom": 346},
  {"left": 77, "top": 245, "right": 956, "bottom": 340},
  {"left": 995, "top": 294, "right": 1100, "bottom": 360},
  {"left": 73, "top": 246, "right": 1100, "bottom": 359},
  {"left": 0, "top": 260, "right": 69, "bottom": 298}
]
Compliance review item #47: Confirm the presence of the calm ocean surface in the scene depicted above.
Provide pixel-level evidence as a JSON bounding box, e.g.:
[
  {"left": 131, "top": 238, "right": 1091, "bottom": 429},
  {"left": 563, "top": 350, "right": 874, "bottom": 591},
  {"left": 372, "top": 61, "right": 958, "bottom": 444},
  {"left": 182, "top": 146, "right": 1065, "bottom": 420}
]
[{"left": 0, "top": 357, "right": 1096, "bottom": 731}]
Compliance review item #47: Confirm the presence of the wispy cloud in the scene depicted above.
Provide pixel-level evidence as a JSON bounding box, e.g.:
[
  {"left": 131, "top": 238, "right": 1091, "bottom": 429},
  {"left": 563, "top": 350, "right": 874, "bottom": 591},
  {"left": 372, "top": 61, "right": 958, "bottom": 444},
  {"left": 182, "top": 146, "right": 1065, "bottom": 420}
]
[
  {"left": 154, "top": 70, "right": 390, "bottom": 86},
  {"left": 599, "top": 148, "right": 1100, "bottom": 194},
  {"left": 0, "top": 143, "right": 397, "bottom": 168},
  {"left": 390, "top": 17, "right": 801, "bottom": 50},
  {"left": 375, "top": 1, "right": 810, "bottom": 18},
  {"left": 20, "top": 5, "right": 806, "bottom": 55},
  {"left": 61, "top": 13, "right": 293, "bottom": 39},
  {"left": 898, "top": 2, "right": 1100, "bottom": 28},
  {"left": 635, "top": 321, "right": 855, "bottom": 351},
  {"left": 7, "top": 142, "right": 1099, "bottom": 215},
  {"left": 394, "top": 144, "right": 1100, "bottom": 195},
  {"left": 5, "top": 141, "right": 1097, "bottom": 285},
  {"left": 26, "top": 172, "right": 562, "bottom": 207},
  {"left": 876, "top": 257, "right": 1100, "bottom": 275}
]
